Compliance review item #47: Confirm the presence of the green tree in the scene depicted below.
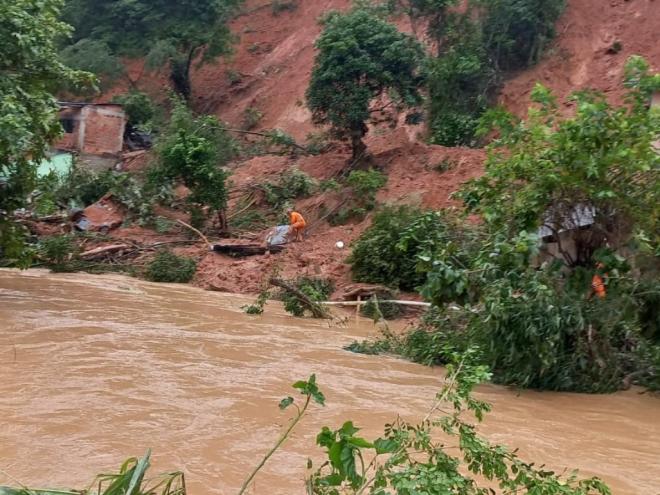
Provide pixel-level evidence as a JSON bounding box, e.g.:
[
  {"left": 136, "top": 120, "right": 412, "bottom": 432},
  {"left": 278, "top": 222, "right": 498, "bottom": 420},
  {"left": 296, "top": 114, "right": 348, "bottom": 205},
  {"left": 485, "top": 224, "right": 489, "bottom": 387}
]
[
  {"left": 59, "top": 39, "right": 124, "bottom": 92},
  {"left": 153, "top": 98, "right": 237, "bottom": 230},
  {"left": 427, "top": 12, "right": 495, "bottom": 146},
  {"left": 63, "top": 0, "right": 242, "bottom": 99},
  {"left": 0, "top": 0, "right": 92, "bottom": 264},
  {"left": 112, "top": 91, "right": 158, "bottom": 128},
  {"left": 477, "top": 0, "right": 565, "bottom": 70},
  {"left": 387, "top": 0, "right": 457, "bottom": 51},
  {"left": 306, "top": 8, "right": 424, "bottom": 161}
]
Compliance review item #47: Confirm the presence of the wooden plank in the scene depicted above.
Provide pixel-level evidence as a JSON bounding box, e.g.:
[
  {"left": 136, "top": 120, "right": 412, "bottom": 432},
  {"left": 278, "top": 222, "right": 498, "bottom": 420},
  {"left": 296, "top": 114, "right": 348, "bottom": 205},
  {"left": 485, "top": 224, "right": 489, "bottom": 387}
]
[{"left": 320, "top": 300, "right": 431, "bottom": 307}]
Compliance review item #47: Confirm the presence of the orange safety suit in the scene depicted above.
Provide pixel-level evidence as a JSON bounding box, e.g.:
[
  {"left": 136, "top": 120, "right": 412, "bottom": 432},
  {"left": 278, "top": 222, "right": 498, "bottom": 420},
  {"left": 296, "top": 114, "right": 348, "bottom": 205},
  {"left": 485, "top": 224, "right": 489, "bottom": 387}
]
[
  {"left": 591, "top": 273, "right": 607, "bottom": 299},
  {"left": 289, "top": 211, "right": 306, "bottom": 239}
]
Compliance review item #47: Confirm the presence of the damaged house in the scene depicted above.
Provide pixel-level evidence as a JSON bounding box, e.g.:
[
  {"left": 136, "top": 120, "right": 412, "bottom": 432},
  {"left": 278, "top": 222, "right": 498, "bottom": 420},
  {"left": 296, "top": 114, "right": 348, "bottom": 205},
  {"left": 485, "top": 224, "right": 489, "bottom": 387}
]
[{"left": 53, "top": 102, "right": 127, "bottom": 170}]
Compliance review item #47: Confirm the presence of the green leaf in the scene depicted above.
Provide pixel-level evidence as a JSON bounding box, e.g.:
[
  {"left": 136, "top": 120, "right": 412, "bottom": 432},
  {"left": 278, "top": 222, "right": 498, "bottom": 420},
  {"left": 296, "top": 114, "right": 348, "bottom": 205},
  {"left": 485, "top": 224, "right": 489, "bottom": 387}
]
[
  {"left": 374, "top": 437, "right": 398, "bottom": 454},
  {"left": 278, "top": 396, "right": 294, "bottom": 410}
]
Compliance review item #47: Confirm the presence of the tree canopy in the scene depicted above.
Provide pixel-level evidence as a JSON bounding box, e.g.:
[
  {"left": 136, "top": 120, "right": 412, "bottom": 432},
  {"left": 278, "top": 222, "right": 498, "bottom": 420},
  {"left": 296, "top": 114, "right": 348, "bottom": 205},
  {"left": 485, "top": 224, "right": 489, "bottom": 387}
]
[
  {"left": 0, "top": 0, "right": 92, "bottom": 264},
  {"left": 62, "top": 0, "right": 242, "bottom": 98},
  {"left": 306, "top": 8, "right": 424, "bottom": 161}
]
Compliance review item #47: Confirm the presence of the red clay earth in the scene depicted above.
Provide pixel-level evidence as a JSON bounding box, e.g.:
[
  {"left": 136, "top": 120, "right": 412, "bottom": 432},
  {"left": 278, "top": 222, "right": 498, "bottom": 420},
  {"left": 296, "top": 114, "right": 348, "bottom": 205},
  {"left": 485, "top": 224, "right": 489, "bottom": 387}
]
[{"left": 88, "top": 0, "right": 658, "bottom": 295}]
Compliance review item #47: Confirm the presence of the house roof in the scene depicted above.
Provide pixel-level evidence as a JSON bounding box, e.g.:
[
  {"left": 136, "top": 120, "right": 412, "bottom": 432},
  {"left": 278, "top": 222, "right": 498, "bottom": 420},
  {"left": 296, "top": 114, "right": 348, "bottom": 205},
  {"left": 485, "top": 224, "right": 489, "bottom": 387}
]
[{"left": 537, "top": 204, "right": 596, "bottom": 238}]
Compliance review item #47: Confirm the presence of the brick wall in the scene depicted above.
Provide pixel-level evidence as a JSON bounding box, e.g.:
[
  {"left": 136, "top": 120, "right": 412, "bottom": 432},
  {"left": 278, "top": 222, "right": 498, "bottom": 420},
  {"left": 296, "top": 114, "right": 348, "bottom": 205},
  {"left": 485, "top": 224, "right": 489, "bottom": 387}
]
[{"left": 80, "top": 106, "right": 126, "bottom": 155}]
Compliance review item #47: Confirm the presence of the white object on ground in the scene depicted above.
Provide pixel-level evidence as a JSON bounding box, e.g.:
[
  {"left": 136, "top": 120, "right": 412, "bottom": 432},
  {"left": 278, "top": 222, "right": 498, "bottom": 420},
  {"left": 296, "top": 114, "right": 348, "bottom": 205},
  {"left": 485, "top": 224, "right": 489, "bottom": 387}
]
[{"left": 335, "top": 241, "right": 345, "bottom": 249}]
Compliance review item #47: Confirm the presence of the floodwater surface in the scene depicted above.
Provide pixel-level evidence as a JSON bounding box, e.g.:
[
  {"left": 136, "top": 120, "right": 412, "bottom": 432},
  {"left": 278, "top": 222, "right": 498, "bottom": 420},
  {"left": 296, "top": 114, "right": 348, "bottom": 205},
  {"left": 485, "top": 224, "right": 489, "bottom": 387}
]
[{"left": 0, "top": 269, "right": 658, "bottom": 494}]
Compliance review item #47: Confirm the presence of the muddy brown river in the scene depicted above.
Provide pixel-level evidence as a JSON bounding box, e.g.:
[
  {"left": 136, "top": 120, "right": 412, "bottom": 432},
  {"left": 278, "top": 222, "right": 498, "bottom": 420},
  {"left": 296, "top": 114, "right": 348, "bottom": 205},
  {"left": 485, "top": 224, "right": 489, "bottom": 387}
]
[{"left": 0, "top": 269, "right": 658, "bottom": 494}]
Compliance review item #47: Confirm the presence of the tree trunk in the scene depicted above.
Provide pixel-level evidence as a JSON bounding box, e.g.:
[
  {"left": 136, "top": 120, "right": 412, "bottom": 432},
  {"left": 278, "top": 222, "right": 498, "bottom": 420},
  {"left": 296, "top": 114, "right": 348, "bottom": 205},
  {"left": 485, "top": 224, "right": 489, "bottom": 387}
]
[
  {"left": 217, "top": 209, "right": 228, "bottom": 233},
  {"left": 268, "top": 278, "right": 332, "bottom": 319},
  {"left": 169, "top": 47, "right": 196, "bottom": 100},
  {"left": 350, "top": 123, "right": 368, "bottom": 164}
]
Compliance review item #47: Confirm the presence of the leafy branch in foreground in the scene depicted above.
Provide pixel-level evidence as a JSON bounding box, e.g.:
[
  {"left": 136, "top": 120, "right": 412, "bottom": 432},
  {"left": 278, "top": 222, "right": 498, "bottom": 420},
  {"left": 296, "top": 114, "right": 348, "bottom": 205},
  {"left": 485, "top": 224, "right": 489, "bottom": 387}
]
[
  {"left": 237, "top": 374, "right": 326, "bottom": 495},
  {"left": 306, "top": 351, "right": 611, "bottom": 495},
  {"left": 0, "top": 449, "right": 185, "bottom": 495}
]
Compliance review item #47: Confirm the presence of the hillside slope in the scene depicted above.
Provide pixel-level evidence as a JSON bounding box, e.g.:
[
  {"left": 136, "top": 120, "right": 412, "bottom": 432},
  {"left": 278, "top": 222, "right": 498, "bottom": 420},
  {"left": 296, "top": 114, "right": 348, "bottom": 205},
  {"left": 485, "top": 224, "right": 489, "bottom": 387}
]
[
  {"left": 104, "top": 0, "right": 658, "bottom": 294},
  {"left": 192, "top": 0, "right": 659, "bottom": 134},
  {"left": 501, "top": 0, "right": 660, "bottom": 115}
]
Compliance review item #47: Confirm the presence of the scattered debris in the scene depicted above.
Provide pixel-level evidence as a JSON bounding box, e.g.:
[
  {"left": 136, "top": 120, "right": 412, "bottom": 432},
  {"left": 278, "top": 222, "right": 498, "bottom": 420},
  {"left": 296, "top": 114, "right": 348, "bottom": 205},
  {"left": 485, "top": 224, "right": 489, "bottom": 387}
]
[
  {"left": 268, "top": 277, "right": 331, "bottom": 318},
  {"left": 212, "top": 243, "right": 284, "bottom": 257},
  {"left": 79, "top": 243, "right": 132, "bottom": 260},
  {"left": 77, "top": 194, "right": 125, "bottom": 232}
]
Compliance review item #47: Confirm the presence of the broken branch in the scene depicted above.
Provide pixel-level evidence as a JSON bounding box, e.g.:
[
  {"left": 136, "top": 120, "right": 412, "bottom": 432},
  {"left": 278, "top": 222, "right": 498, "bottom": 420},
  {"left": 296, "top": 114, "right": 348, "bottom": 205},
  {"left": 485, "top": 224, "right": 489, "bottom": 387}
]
[
  {"left": 175, "top": 219, "right": 212, "bottom": 249},
  {"left": 268, "top": 277, "right": 332, "bottom": 319}
]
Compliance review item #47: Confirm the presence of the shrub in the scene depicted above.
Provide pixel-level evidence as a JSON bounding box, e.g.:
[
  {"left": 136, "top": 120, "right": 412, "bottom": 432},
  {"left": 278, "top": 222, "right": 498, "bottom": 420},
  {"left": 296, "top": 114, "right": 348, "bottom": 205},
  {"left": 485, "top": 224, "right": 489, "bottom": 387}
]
[
  {"left": 226, "top": 69, "right": 242, "bottom": 84},
  {"left": 145, "top": 250, "right": 196, "bottom": 283},
  {"left": 35, "top": 164, "right": 164, "bottom": 224},
  {"left": 348, "top": 305, "right": 471, "bottom": 365},
  {"left": 153, "top": 98, "right": 237, "bottom": 223},
  {"left": 113, "top": 91, "right": 157, "bottom": 128},
  {"left": 241, "top": 107, "right": 263, "bottom": 130},
  {"left": 281, "top": 277, "right": 334, "bottom": 317},
  {"left": 304, "top": 131, "right": 331, "bottom": 155},
  {"left": 40, "top": 235, "right": 77, "bottom": 270},
  {"left": 34, "top": 165, "right": 114, "bottom": 210},
  {"left": 358, "top": 289, "right": 402, "bottom": 320},
  {"left": 319, "top": 178, "right": 340, "bottom": 192},
  {"left": 153, "top": 216, "right": 175, "bottom": 234},
  {"left": 261, "top": 168, "right": 316, "bottom": 209},
  {"left": 229, "top": 209, "right": 269, "bottom": 232},
  {"left": 327, "top": 169, "right": 387, "bottom": 225},
  {"left": 346, "top": 169, "right": 387, "bottom": 209},
  {"left": 349, "top": 207, "right": 464, "bottom": 291}
]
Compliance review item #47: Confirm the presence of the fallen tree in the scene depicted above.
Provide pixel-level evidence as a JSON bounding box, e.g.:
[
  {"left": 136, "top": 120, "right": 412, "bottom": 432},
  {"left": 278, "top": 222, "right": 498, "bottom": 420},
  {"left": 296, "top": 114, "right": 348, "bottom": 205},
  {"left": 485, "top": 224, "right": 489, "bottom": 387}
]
[{"left": 269, "top": 277, "right": 332, "bottom": 319}]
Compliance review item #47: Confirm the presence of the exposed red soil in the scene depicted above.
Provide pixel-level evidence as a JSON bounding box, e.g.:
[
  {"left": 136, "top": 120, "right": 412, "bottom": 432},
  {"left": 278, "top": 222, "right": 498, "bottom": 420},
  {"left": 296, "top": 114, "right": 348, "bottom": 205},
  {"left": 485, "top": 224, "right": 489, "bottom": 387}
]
[
  {"left": 81, "top": 195, "right": 125, "bottom": 231},
  {"left": 500, "top": 0, "right": 660, "bottom": 116},
  {"left": 191, "top": 127, "right": 485, "bottom": 294},
  {"left": 86, "top": 0, "right": 658, "bottom": 296},
  {"left": 193, "top": 0, "right": 353, "bottom": 141}
]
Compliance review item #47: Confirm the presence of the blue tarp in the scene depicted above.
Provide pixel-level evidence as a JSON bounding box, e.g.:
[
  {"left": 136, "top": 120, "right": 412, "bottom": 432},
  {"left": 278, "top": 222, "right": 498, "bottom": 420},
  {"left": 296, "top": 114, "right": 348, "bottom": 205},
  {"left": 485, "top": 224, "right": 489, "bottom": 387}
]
[{"left": 266, "top": 225, "right": 289, "bottom": 246}]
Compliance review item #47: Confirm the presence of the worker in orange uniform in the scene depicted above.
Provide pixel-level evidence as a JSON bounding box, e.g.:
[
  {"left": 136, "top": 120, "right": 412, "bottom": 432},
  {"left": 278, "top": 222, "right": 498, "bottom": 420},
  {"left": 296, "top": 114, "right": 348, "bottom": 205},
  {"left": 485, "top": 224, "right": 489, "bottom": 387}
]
[
  {"left": 590, "top": 262, "right": 608, "bottom": 299},
  {"left": 287, "top": 208, "right": 306, "bottom": 242}
]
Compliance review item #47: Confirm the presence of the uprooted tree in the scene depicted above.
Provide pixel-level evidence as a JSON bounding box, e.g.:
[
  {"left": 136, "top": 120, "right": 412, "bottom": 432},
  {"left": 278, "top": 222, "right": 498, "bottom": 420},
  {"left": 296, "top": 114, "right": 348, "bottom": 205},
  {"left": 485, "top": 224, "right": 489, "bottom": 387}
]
[
  {"left": 306, "top": 7, "right": 425, "bottom": 162},
  {"left": 0, "top": 0, "right": 93, "bottom": 266}
]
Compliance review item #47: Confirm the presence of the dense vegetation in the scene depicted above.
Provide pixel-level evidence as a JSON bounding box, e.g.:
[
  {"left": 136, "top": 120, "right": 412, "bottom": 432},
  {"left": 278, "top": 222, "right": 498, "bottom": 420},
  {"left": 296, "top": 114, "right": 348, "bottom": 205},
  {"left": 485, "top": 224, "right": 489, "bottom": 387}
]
[
  {"left": 384, "top": 0, "right": 567, "bottom": 146},
  {"left": 0, "top": 0, "right": 92, "bottom": 265},
  {"left": 61, "top": 0, "right": 242, "bottom": 98},
  {"left": 348, "top": 206, "right": 462, "bottom": 291},
  {"left": 145, "top": 250, "right": 197, "bottom": 283},
  {"left": 349, "top": 63, "right": 660, "bottom": 392}
]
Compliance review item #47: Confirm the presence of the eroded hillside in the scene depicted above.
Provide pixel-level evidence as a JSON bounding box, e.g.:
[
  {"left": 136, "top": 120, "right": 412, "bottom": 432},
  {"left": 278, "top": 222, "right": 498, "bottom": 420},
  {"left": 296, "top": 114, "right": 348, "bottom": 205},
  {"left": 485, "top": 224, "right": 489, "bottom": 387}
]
[{"left": 99, "top": 0, "right": 659, "bottom": 294}]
